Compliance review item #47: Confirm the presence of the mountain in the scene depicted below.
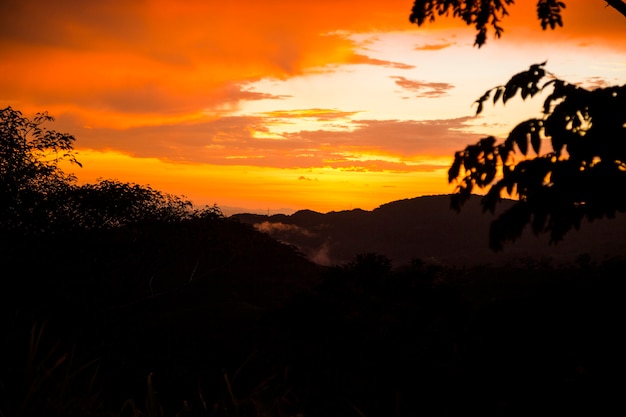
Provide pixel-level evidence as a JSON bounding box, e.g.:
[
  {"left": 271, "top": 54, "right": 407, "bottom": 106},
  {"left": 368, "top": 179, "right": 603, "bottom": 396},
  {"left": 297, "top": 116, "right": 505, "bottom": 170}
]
[
  {"left": 218, "top": 205, "right": 296, "bottom": 217},
  {"left": 232, "top": 195, "right": 626, "bottom": 267}
]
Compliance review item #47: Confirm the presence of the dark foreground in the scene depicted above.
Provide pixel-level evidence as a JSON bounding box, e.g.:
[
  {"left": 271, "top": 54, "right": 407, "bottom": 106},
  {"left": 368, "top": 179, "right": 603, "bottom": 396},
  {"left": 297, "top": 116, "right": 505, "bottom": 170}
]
[{"left": 1, "top": 217, "right": 624, "bottom": 416}]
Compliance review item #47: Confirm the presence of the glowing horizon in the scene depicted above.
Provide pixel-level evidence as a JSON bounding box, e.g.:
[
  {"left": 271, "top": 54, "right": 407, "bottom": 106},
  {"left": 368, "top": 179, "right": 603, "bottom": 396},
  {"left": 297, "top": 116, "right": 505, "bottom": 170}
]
[{"left": 2, "top": 0, "right": 625, "bottom": 213}]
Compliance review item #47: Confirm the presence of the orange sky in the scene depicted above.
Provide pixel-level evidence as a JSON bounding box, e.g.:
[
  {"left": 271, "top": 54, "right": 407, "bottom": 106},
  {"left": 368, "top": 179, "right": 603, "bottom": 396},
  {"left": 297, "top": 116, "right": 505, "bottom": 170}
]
[{"left": 2, "top": 0, "right": 625, "bottom": 213}]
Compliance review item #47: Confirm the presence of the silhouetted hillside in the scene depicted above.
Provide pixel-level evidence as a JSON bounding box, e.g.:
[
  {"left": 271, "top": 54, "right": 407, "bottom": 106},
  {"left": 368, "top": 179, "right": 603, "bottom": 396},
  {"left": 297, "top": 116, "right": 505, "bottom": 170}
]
[
  {"left": 0, "top": 216, "right": 322, "bottom": 414},
  {"left": 232, "top": 194, "right": 626, "bottom": 266},
  {"left": 2, "top": 204, "right": 625, "bottom": 416}
]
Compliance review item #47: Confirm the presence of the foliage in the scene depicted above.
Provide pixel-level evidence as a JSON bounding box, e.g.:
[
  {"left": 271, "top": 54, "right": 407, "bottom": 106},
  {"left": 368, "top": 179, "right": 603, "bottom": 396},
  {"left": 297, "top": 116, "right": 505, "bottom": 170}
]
[
  {"left": 346, "top": 252, "right": 393, "bottom": 280},
  {"left": 0, "top": 106, "right": 81, "bottom": 233},
  {"left": 448, "top": 63, "right": 626, "bottom": 250},
  {"left": 0, "top": 106, "right": 221, "bottom": 235},
  {"left": 409, "top": 2, "right": 626, "bottom": 250},
  {"left": 409, "top": 0, "right": 567, "bottom": 47},
  {"left": 59, "top": 179, "right": 195, "bottom": 230}
]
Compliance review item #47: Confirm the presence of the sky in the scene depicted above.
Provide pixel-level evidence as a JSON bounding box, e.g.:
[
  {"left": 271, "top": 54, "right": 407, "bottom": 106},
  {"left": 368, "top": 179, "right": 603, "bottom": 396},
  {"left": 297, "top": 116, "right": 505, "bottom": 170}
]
[{"left": 1, "top": 0, "right": 625, "bottom": 214}]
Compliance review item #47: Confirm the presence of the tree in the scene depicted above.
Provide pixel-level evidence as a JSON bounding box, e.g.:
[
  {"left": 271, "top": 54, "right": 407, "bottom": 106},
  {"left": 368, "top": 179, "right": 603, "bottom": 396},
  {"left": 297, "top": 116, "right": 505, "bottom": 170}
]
[
  {"left": 409, "top": 1, "right": 626, "bottom": 47},
  {"left": 0, "top": 106, "right": 81, "bottom": 233},
  {"left": 0, "top": 106, "right": 221, "bottom": 235},
  {"left": 450, "top": 63, "right": 626, "bottom": 250},
  {"left": 409, "top": 2, "right": 626, "bottom": 250},
  {"left": 58, "top": 179, "right": 198, "bottom": 230}
]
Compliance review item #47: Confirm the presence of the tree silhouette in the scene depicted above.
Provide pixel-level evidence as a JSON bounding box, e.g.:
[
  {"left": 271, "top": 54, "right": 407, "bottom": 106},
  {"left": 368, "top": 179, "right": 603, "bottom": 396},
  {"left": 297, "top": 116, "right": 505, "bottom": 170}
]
[
  {"left": 409, "top": 2, "right": 626, "bottom": 250},
  {"left": 59, "top": 179, "right": 200, "bottom": 230},
  {"left": 409, "top": 1, "right": 626, "bottom": 47},
  {"left": 0, "top": 106, "right": 218, "bottom": 235},
  {"left": 0, "top": 106, "right": 80, "bottom": 233},
  {"left": 449, "top": 63, "right": 626, "bottom": 250}
]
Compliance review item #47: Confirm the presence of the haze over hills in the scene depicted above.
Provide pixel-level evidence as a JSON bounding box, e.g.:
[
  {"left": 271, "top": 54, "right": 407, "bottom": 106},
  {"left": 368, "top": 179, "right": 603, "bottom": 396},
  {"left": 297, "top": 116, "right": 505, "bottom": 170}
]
[{"left": 232, "top": 195, "right": 626, "bottom": 267}]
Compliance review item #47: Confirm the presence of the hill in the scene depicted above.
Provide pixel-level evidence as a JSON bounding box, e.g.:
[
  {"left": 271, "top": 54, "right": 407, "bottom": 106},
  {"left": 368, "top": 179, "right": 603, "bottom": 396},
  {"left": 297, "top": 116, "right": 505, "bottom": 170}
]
[
  {"left": 0, "top": 216, "right": 322, "bottom": 414},
  {"left": 232, "top": 194, "right": 626, "bottom": 267},
  {"left": 1, "top": 198, "right": 624, "bottom": 416}
]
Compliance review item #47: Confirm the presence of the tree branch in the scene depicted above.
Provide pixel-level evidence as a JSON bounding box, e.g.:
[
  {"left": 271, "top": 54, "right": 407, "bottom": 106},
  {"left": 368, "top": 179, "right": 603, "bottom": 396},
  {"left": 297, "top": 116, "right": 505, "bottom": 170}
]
[{"left": 604, "top": 0, "right": 626, "bottom": 18}]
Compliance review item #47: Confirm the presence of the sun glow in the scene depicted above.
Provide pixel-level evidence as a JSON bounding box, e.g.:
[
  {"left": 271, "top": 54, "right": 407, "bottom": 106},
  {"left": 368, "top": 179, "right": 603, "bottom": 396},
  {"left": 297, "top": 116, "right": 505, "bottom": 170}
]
[{"left": 60, "top": 149, "right": 452, "bottom": 213}]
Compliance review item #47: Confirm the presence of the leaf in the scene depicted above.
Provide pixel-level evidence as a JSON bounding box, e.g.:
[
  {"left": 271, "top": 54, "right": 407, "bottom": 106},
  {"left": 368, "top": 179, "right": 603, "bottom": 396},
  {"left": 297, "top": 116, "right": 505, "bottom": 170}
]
[
  {"left": 463, "top": 156, "right": 474, "bottom": 171},
  {"left": 448, "top": 155, "right": 462, "bottom": 183},
  {"left": 506, "top": 180, "right": 515, "bottom": 196},
  {"left": 507, "top": 122, "right": 530, "bottom": 155},
  {"left": 479, "top": 136, "right": 496, "bottom": 149},
  {"left": 483, "top": 168, "right": 496, "bottom": 185},
  {"left": 530, "top": 129, "right": 541, "bottom": 155},
  {"left": 474, "top": 90, "right": 491, "bottom": 115},
  {"left": 502, "top": 83, "right": 518, "bottom": 104},
  {"left": 493, "top": 87, "right": 503, "bottom": 104},
  {"left": 515, "top": 134, "right": 528, "bottom": 156},
  {"left": 476, "top": 101, "right": 484, "bottom": 115},
  {"left": 483, "top": 185, "right": 502, "bottom": 213}
]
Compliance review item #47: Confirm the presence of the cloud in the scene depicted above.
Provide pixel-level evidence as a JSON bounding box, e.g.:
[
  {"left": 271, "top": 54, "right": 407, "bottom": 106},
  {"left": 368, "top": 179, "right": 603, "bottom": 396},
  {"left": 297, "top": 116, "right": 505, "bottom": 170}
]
[
  {"left": 0, "top": 0, "right": 415, "bottom": 124},
  {"left": 578, "top": 77, "right": 613, "bottom": 90},
  {"left": 414, "top": 42, "right": 455, "bottom": 51},
  {"left": 292, "top": 117, "right": 478, "bottom": 156},
  {"left": 93, "top": 82, "right": 288, "bottom": 115},
  {"left": 4, "top": 0, "right": 622, "bottom": 188},
  {"left": 390, "top": 76, "right": 454, "bottom": 98},
  {"left": 64, "top": 113, "right": 478, "bottom": 173},
  {"left": 254, "top": 221, "right": 315, "bottom": 237},
  {"left": 3, "top": 0, "right": 623, "bottom": 126},
  {"left": 329, "top": 159, "right": 448, "bottom": 173},
  {"left": 262, "top": 109, "right": 361, "bottom": 121},
  {"left": 253, "top": 221, "right": 333, "bottom": 265},
  {"left": 348, "top": 54, "right": 416, "bottom": 69},
  {"left": 309, "top": 241, "right": 332, "bottom": 266}
]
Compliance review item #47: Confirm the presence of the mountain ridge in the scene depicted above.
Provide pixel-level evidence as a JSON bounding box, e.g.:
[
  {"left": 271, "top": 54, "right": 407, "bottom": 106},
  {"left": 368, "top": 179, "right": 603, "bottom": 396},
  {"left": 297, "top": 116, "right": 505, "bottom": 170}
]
[{"left": 232, "top": 194, "right": 626, "bottom": 267}]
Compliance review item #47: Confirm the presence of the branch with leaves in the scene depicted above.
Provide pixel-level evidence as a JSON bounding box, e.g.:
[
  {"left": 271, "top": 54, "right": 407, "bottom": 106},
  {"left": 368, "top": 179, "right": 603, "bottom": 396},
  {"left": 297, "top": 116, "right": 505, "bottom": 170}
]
[
  {"left": 449, "top": 63, "right": 626, "bottom": 250},
  {"left": 409, "top": 0, "right": 568, "bottom": 47}
]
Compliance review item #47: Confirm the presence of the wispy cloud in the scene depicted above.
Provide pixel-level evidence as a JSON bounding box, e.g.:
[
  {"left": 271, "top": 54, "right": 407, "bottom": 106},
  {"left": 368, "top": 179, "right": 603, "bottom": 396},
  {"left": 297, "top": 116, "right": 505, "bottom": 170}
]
[
  {"left": 414, "top": 42, "right": 455, "bottom": 51},
  {"left": 348, "top": 54, "right": 416, "bottom": 69},
  {"left": 391, "top": 76, "right": 454, "bottom": 98},
  {"left": 255, "top": 221, "right": 315, "bottom": 237},
  {"left": 262, "top": 109, "right": 361, "bottom": 121},
  {"left": 66, "top": 114, "right": 478, "bottom": 173},
  {"left": 578, "top": 76, "right": 613, "bottom": 90}
]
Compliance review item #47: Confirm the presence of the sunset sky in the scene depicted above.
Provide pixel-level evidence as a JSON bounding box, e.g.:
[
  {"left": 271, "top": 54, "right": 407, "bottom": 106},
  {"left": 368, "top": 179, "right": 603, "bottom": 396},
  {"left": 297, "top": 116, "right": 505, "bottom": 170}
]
[{"left": 2, "top": 0, "right": 625, "bottom": 214}]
